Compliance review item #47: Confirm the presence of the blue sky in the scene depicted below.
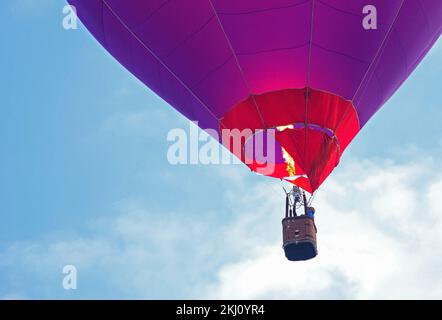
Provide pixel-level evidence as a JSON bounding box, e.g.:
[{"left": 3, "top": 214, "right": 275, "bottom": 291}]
[{"left": 0, "top": 1, "right": 441, "bottom": 299}]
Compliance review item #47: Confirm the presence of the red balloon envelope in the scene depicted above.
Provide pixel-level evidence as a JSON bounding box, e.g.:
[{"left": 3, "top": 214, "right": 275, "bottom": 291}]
[{"left": 68, "top": 0, "right": 441, "bottom": 192}]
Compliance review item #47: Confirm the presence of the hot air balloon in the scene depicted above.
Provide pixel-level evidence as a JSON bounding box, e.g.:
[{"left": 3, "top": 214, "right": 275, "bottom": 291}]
[{"left": 67, "top": 0, "right": 441, "bottom": 261}]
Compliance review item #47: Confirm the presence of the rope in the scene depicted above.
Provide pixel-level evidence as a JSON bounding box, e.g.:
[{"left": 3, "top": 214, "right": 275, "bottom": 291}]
[
  {"left": 308, "top": 190, "right": 317, "bottom": 206},
  {"left": 208, "top": 0, "right": 267, "bottom": 129}
]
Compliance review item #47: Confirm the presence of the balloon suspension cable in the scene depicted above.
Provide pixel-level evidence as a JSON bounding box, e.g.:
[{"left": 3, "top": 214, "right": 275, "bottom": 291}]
[
  {"left": 308, "top": 190, "right": 317, "bottom": 206},
  {"left": 280, "top": 179, "right": 293, "bottom": 206},
  {"left": 280, "top": 179, "right": 307, "bottom": 209},
  {"left": 280, "top": 179, "right": 289, "bottom": 194}
]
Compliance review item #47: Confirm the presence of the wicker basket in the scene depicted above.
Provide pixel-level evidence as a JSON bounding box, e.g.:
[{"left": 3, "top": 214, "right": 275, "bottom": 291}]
[{"left": 282, "top": 216, "right": 318, "bottom": 261}]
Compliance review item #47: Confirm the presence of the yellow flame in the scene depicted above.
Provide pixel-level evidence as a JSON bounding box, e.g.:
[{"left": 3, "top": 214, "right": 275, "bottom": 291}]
[
  {"left": 281, "top": 147, "right": 296, "bottom": 177},
  {"left": 276, "top": 124, "right": 294, "bottom": 132}
]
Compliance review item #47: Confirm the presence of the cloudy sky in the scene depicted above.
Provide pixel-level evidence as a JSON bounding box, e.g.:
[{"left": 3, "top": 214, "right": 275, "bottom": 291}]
[{"left": 0, "top": 1, "right": 441, "bottom": 299}]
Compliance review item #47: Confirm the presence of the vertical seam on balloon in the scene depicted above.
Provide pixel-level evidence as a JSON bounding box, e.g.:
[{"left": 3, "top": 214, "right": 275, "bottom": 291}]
[
  {"left": 303, "top": 0, "right": 315, "bottom": 178},
  {"left": 351, "top": 0, "right": 405, "bottom": 105},
  {"left": 207, "top": 0, "right": 268, "bottom": 130},
  {"left": 101, "top": 0, "right": 225, "bottom": 131},
  {"left": 333, "top": 0, "right": 405, "bottom": 142}
]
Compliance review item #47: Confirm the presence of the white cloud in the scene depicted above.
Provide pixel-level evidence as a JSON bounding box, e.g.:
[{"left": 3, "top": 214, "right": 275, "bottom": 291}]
[
  {"left": 203, "top": 156, "right": 442, "bottom": 299},
  {"left": 0, "top": 152, "right": 442, "bottom": 299}
]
